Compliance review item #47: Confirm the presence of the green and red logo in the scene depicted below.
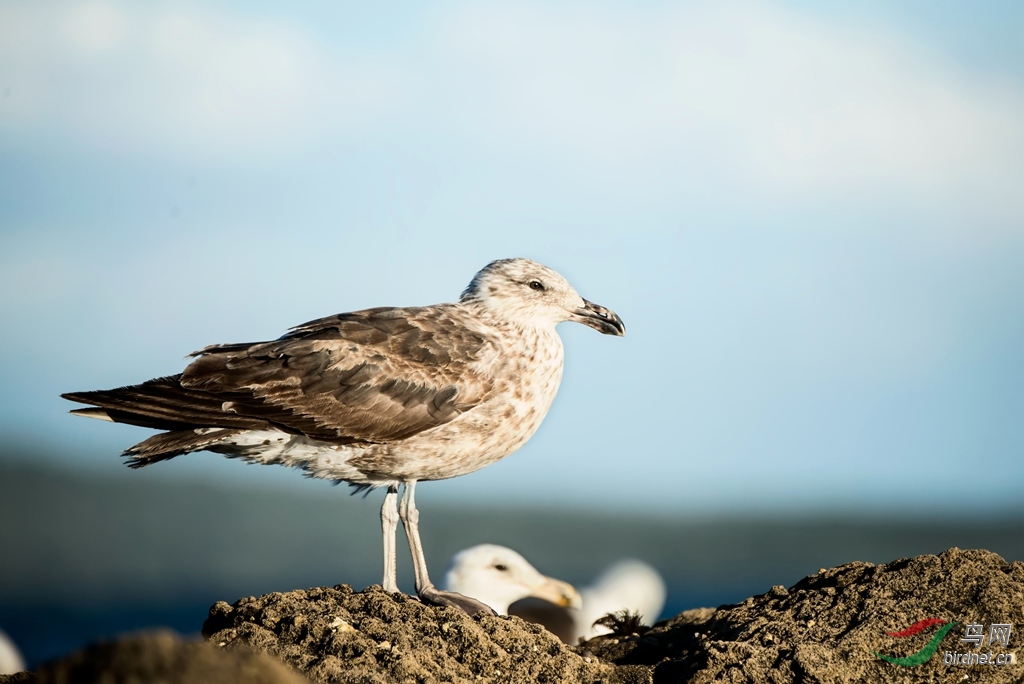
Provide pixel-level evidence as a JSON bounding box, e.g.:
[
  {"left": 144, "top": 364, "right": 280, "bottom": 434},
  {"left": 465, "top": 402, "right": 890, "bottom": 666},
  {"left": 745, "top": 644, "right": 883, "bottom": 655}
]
[{"left": 872, "top": 618, "right": 958, "bottom": 667}]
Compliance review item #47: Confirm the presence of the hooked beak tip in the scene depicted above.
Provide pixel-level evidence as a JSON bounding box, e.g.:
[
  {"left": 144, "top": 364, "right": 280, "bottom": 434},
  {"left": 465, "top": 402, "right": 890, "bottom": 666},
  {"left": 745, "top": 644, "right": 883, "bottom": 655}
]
[{"left": 576, "top": 299, "right": 625, "bottom": 337}]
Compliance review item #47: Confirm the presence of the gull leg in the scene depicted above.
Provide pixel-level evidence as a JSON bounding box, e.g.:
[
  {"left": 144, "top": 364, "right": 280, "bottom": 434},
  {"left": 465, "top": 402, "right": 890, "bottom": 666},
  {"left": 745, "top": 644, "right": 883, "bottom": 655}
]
[
  {"left": 399, "top": 480, "right": 495, "bottom": 615},
  {"left": 381, "top": 485, "right": 399, "bottom": 593}
]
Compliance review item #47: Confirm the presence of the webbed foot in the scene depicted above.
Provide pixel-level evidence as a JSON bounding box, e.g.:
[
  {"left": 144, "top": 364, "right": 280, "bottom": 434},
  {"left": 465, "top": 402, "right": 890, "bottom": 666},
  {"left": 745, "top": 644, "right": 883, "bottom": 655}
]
[{"left": 418, "top": 585, "right": 497, "bottom": 616}]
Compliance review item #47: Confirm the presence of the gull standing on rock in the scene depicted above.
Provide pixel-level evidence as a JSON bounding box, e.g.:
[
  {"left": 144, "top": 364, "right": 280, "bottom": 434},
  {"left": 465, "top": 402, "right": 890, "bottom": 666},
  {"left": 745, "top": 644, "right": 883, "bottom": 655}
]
[{"left": 62, "top": 258, "right": 624, "bottom": 614}]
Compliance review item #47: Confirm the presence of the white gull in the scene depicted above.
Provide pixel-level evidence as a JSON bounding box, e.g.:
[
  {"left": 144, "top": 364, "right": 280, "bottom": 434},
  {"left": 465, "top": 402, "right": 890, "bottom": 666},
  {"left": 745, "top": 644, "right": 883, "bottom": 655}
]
[
  {"left": 444, "top": 544, "right": 582, "bottom": 615},
  {"left": 447, "top": 545, "right": 665, "bottom": 641}
]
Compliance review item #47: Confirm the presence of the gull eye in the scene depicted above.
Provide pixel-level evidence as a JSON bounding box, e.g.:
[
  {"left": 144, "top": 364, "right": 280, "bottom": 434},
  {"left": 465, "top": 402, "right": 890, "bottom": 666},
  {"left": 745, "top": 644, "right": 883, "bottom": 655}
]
[
  {"left": 528, "top": 280, "right": 544, "bottom": 291},
  {"left": 494, "top": 564, "right": 508, "bottom": 572}
]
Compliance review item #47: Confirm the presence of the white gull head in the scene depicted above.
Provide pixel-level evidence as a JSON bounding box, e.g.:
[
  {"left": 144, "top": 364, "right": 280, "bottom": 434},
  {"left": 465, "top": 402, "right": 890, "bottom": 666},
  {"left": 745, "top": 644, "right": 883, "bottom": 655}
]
[
  {"left": 444, "top": 544, "right": 582, "bottom": 616},
  {"left": 461, "top": 258, "right": 625, "bottom": 336}
]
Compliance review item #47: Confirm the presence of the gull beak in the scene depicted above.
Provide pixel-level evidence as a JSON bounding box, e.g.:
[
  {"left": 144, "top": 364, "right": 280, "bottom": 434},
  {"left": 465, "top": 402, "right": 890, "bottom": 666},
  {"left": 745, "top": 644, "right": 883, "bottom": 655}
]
[
  {"left": 573, "top": 299, "right": 625, "bottom": 337},
  {"left": 532, "top": 577, "right": 583, "bottom": 610}
]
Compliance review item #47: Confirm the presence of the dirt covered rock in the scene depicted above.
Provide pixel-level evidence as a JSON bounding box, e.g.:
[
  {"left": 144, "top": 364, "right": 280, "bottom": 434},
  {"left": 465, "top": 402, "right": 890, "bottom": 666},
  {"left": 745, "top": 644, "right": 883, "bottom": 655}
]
[
  {"left": 585, "top": 547, "right": 1024, "bottom": 683},
  {"left": 6, "top": 548, "right": 1017, "bottom": 684},
  {"left": 202, "top": 548, "right": 1024, "bottom": 684},
  {"left": 201, "top": 584, "right": 635, "bottom": 684},
  {"left": 2, "top": 630, "right": 308, "bottom": 684}
]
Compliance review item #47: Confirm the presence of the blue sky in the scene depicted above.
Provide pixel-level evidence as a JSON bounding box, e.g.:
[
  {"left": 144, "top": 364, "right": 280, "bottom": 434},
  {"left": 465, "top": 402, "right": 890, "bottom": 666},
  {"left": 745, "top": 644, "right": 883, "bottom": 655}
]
[{"left": 1, "top": 0, "right": 1021, "bottom": 514}]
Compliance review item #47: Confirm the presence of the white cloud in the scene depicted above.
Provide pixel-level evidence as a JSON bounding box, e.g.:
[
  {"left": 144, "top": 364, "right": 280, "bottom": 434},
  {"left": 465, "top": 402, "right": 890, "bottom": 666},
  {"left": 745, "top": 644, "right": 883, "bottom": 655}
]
[
  {"left": 426, "top": 2, "right": 1023, "bottom": 208},
  {"left": 0, "top": 2, "right": 391, "bottom": 159},
  {"left": 63, "top": 2, "right": 129, "bottom": 52},
  {"left": 0, "top": 1, "right": 1020, "bottom": 214}
]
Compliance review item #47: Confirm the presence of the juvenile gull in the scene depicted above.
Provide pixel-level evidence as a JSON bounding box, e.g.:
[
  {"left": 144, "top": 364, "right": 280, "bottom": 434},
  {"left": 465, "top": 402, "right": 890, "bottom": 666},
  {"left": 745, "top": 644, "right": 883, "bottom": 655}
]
[{"left": 62, "top": 258, "right": 624, "bottom": 614}]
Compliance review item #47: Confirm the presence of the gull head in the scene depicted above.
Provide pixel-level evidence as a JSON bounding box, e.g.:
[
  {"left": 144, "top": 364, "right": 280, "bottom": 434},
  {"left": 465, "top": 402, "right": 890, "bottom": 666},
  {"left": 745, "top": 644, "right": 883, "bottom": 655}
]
[
  {"left": 461, "top": 258, "right": 625, "bottom": 336},
  {"left": 444, "top": 544, "right": 583, "bottom": 616}
]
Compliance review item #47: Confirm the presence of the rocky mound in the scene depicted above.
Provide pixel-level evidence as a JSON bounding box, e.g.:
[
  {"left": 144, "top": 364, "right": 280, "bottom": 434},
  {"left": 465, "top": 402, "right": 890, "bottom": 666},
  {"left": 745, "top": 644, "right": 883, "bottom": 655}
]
[
  {"left": 587, "top": 547, "right": 1024, "bottom": 683},
  {"left": 201, "top": 585, "right": 639, "bottom": 683},
  {"left": 202, "top": 548, "right": 1024, "bottom": 684},
  {"left": 5, "top": 548, "right": 1021, "bottom": 683},
  {"left": 0, "top": 631, "right": 307, "bottom": 684}
]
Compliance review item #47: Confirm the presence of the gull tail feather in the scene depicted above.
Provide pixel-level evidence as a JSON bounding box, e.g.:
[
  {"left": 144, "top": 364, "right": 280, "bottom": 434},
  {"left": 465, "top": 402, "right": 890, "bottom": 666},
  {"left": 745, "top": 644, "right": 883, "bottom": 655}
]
[
  {"left": 63, "top": 375, "right": 263, "bottom": 467},
  {"left": 123, "top": 428, "right": 245, "bottom": 468}
]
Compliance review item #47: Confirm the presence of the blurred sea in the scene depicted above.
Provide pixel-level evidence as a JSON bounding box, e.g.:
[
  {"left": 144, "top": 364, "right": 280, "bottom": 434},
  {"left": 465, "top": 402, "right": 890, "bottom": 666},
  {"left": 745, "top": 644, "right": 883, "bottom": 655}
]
[{"left": 1, "top": 452, "right": 1021, "bottom": 669}]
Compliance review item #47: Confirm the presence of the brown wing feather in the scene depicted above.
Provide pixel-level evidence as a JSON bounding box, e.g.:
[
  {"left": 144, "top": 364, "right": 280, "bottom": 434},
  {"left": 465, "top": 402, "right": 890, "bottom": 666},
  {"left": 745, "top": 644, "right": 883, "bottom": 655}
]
[{"left": 178, "top": 305, "right": 496, "bottom": 443}]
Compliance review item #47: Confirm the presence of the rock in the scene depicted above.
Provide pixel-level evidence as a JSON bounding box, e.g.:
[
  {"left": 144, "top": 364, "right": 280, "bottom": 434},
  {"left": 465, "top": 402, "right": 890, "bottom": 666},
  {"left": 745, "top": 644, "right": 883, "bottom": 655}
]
[
  {"left": 202, "top": 584, "right": 625, "bottom": 683},
  {"left": 7, "top": 548, "right": 1019, "bottom": 684},
  {"left": 0, "top": 630, "right": 308, "bottom": 684},
  {"left": 0, "top": 674, "right": 31, "bottom": 684},
  {"left": 584, "top": 547, "right": 1024, "bottom": 683},
  {"left": 203, "top": 549, "right": 1024, "bottom": 683}
]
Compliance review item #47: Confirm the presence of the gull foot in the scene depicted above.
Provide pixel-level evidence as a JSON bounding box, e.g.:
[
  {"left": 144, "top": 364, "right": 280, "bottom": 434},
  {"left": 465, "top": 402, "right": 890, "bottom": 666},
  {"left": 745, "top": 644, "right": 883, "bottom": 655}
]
[{"left": 419, "top": 586, "right": 496, "bottom": 616}]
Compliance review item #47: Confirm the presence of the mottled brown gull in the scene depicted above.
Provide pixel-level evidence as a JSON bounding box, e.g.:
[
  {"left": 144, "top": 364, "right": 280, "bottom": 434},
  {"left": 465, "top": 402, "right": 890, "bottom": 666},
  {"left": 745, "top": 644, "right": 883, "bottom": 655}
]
[{"left": 62, "top": 258, "right": 624, "bottom": 614}]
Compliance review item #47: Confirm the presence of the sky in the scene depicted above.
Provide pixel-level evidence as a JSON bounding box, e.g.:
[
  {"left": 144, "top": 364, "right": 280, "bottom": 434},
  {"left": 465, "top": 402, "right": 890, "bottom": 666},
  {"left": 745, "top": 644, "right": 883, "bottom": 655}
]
[{"left": 0, "top": 0, "right": 1021, "bottom": 515}]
